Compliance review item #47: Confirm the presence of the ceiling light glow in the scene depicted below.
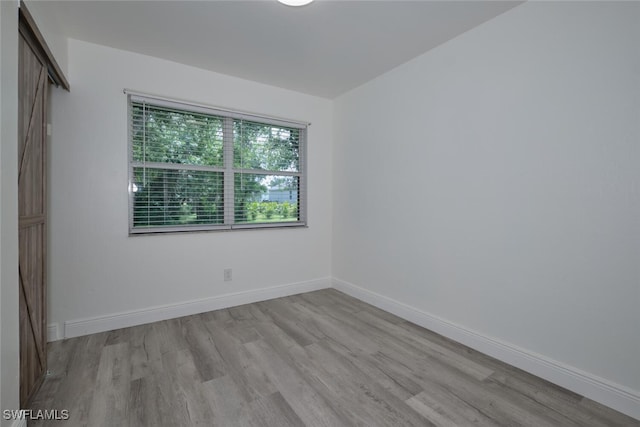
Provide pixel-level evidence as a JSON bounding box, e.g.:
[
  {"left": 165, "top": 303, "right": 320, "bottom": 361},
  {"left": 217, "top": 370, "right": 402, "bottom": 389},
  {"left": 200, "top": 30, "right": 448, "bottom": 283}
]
[{"left": 277, "top": 0, "right": 314, "bottom": 6}]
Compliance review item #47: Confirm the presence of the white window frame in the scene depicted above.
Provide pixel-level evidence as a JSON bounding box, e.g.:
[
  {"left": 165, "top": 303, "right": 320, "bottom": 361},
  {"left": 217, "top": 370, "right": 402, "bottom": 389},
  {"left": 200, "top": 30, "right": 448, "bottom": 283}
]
[{"left": 127, "top": 91, "right": 308, "bottom": 234}]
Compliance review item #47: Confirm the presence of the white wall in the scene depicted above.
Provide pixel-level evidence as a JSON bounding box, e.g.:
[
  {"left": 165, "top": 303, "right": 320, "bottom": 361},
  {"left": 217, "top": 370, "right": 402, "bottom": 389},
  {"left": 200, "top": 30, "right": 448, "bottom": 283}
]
[
  {"left": 334, "top": 0, "right": 639, "bottom": 413},
  {"left": 48, "top": 39, "right": 333, "bottom": 336},
  {"left": 0, "top": 0, "right": 21, "bottom": 423}
]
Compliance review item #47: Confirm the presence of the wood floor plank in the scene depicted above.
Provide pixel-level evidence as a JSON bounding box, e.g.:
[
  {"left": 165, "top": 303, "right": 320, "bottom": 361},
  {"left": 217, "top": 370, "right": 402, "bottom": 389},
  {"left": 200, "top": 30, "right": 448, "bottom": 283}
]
[
  {"left": 159, "top": 317, "right": 190, "bottom": 355},
  {"left": 204, "top": 319, "right": 276, "bottom": 402},
  {"left": 327, "top": 290, "right": 407, "bottom": 325},
  {"left": 87, "top": 342, "right": 131, "bottom": 427},
  {"left": 256, "top": 299, "right": 319, "bottom": 347},
  {"left": 128, "top": 324, "right": 163, "bottom": 381},
  {"left": 246, "top": 392, "right": 305, "bottom": 427},
  {"left": 280, "top": 300, "right": 381, "bottom": 356},
  {"left": 228, "top": 304, "right": 259, "bottom": 322},
  {"left": 303, "top": 340, "right": 436, "bottom": 427},
  {"left": 394, "top": 319, "right": 511, "bottom": 373},
  {"left": 406, "top": 390, "right": 498, "bottom": 427},
  {"left": 317, "top": 298, "right": 495, "bottom": 383},
  {"left": 578, "top": 397, "right": 640, "bottom": 427},
  {"left": 201, "top": 374, "right": 252, "bottom": 427},
  {"left": 266, "top": 298, "right": 327, "bottom": 342},
  {"left": 371, "top": 349, "right": 582, "bottom": 427},
  {"left": 161, "top": 348, "right": 216, "bottom": 426},
  {"left": 318, "top": 334, "right": 423, "bottom": 401},
  {"left": 44, "top": 333, "right": 108, "bottom": 426},
  {"left": 27, "top": 289, "right": 639, "bottom": 427},
  {"left": 181, "top": 316, "right": 227, "bottom": 382},
  {"left": 245, "top": 339, "right": 349, "bottom": 427},
  {"left": 126, "top": 372, "right": 183, "bottom": 427},
  {"left": 484, "top": 369, "right": 608, "bottom": 426},
  {"left": 297, "top": 289, "right": 362, "bottom": 316},
  {"left": 354, "top": 309, "right": 495, "bottom": 380}
]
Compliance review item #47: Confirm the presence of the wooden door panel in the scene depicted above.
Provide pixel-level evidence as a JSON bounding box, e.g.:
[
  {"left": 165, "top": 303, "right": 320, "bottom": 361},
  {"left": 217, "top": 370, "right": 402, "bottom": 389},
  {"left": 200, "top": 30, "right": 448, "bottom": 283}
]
[
  {"left": 19, "top": 225, "right": 46, "bottom": 372},
  {"left": 19, "top": 135, "right": 45, "bottom": 216},
  {"left": 18, "top": 34, "right": 43, "bottom": 151},
  {"left": 18, "top": 46, "right": 45, "bottom": 217},
  {"left": 18, "top": 30, "right": 48, "bottom": 406}
]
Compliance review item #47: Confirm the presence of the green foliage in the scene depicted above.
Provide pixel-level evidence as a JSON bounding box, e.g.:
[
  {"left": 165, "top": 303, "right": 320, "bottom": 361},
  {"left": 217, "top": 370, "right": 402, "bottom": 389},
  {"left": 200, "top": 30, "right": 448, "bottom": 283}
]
[
  {"left": 288, "top": 202, "right": 298, "bottom": 219},
  {"left": 263, "top": 202, "right": 276, "bottom": 219},
  {"left": 233, "top": 120, "right": 300, "bottom": 172},
  {"left": 234, "top": 174, "right": 267, "bottom": 223},
  {"left": 247, "top": 202, "right": 260, "bottom": 221},
  {"left": 132, "top": 168, "right": 223, "bottom": 227},
  {"left": 132, "top": 103, "right": 224, "bottom": 166}
]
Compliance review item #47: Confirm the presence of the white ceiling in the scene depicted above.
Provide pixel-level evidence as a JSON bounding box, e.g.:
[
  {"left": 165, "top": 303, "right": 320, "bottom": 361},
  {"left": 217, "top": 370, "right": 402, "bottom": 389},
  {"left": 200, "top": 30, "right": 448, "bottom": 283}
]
[{"left": 36, "top": 0, "right": 522, "bottom": 99}]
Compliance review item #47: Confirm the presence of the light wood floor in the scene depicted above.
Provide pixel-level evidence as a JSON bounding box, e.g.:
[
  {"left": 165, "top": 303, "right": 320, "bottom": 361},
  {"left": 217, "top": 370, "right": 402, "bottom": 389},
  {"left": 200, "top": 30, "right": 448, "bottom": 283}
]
[{"left": 30, "top": 289, "right": 638, "bottom": 426}]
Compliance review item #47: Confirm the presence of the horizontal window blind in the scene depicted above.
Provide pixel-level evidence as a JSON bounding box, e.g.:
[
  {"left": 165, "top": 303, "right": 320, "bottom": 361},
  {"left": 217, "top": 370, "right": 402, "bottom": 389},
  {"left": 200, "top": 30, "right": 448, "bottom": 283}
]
[{"left": 128, "top": 94, "right": 307, "bottom": 234}]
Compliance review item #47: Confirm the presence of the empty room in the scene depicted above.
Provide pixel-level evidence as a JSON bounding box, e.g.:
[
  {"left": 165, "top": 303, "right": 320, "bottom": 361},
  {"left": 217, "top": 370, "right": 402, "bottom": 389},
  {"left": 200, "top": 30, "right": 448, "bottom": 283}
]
[{"left": 0, "top": 0, "right": 638, "bottom": 426}]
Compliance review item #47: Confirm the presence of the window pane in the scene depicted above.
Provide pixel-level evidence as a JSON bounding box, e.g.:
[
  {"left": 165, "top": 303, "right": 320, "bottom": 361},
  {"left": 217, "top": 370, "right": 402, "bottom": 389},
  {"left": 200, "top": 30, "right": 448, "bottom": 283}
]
[
  {"left": 129, "top": 95, "right": 306, "bottom": 234},
  {"left": 131, "top": 103, "right": 224, "bottom": 167},
  {"left": 132, "top": 167, "right": 224, "bottom": 228},
  {"left": 234, "top": 174, "right": 300, "bottom": 224},
  {"left": 233, "top": 120, "right": 300, "bottom": 172}
]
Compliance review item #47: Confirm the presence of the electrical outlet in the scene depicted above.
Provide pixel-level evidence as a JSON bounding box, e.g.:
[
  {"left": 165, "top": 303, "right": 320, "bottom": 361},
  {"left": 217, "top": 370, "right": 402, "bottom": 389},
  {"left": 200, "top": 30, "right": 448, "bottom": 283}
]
[{"left": 224, "top": 268, "right": 232, "bottom": 281}]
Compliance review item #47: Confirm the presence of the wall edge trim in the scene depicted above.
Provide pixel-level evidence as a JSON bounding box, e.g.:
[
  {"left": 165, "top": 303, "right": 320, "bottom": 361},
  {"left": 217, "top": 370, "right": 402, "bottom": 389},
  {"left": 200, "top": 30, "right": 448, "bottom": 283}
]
[
  {"left": 63, "top": 277, "right": 331, "bottom": 339},
  {"left": 46, "top": 323, "right": 58, "bottom": 342}
]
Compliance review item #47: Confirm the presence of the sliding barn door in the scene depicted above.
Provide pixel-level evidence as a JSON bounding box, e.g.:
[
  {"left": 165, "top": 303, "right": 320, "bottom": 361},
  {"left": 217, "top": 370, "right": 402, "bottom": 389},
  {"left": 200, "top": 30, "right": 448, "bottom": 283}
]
[{"left": 18, "top": 29, "right": 49, "bottom": 406}]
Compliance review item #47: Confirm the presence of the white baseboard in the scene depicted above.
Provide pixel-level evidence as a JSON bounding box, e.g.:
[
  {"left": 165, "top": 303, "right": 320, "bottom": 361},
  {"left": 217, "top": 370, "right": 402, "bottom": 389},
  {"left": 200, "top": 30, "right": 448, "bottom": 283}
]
[
  {"left": 332, "top": 277, "right": 640, "bottom": 421},
  {"left": 47, "top": 323, "right": 59, "bottom": 342},
  {"left": 63, "top": 277, "right": 331, "bottom": 339}
]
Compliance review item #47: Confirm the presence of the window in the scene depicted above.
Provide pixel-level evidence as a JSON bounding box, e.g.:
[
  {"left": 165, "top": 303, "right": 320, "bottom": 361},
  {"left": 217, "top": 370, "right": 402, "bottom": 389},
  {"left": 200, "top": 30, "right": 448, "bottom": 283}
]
[{"left": 128, "top": 93, "right": 307, "bottom": 234}]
